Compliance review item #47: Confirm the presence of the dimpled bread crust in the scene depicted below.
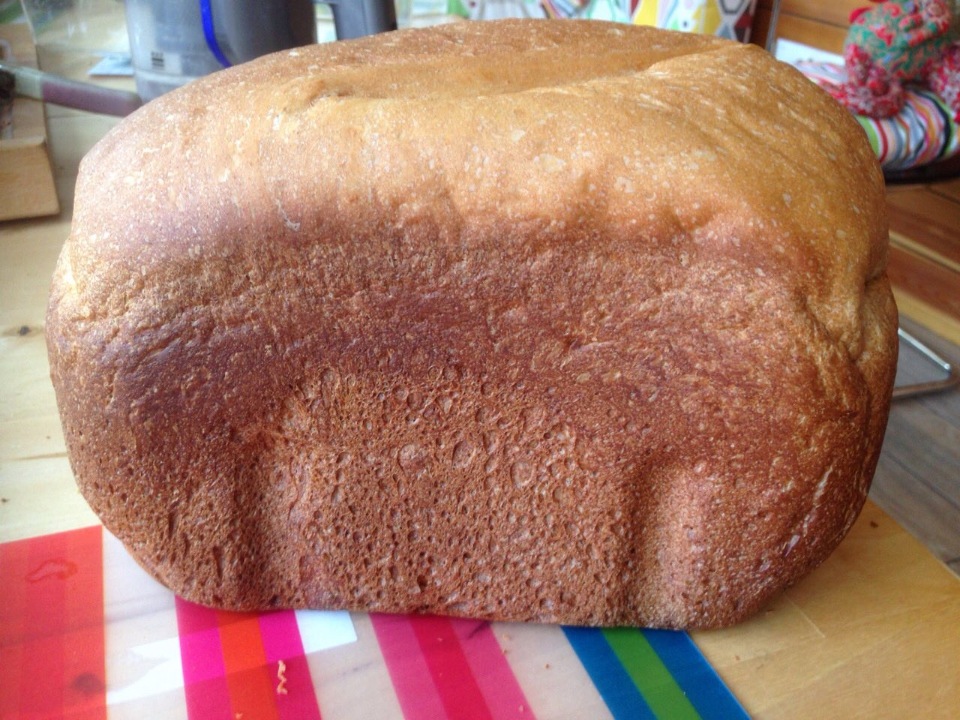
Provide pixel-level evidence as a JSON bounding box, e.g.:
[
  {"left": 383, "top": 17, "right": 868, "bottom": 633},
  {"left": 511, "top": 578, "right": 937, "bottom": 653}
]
[{"left": 47, "top": 19, "right": 897, "bottom": 629}]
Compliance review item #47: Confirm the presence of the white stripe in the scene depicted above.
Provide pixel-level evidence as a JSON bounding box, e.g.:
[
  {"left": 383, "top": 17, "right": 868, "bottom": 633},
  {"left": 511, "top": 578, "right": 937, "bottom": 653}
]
[
  {"left": 102, "top": 531, "right": 188, "bottom": 717},
  {"left": 296, "top": 609, "right": 358, "bottom": 653}
]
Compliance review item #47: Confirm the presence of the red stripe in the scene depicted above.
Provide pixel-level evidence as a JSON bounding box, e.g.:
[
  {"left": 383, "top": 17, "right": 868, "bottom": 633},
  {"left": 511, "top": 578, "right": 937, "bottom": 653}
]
[
  {"left": 0, "top": 527, "right": 106, "bottom": 720},
  {"left": 450, "top": 620, "right": 534, "bottom": 718},
  {"left": 878, "top": 121, "right": 891, "bottom": 164},
  {"left": 217, "top": 610, "right": 281, "bottom": 720},
  {"left": 370, "top": 614, "right": 448, "bottom": 719},
  {"left": 65, "top": 527, "right": 107, "bottom": 720},
  {"left": 0, "top": 531, "right": 30, "bottom": 719},
  {"left": 20, "top": 531, "right": 68, "bottom": 717},
  {"left": 410, "top": 616, "right": 493, "bottom": 720}
]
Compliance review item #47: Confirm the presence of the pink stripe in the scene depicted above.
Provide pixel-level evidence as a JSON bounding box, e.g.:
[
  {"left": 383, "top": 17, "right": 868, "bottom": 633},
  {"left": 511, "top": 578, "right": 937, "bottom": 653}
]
[
  {"left": 410, "top": 616, "right": 492, "bottom": 720},
  {"left": 176, "top": 597, "right": 221, "bottom": 634},
  {"left": 451, "top": 619, "right": 534, "bottom": 719},
  {"left": 258, "top": 612, "right": 323, "bottom": 720},
  {"left": 258, "top": 611, "right": 305, "bottom": 662},
  {"left": 370, "top": 614, "right": 448, "bottom": 720},
  {"left": 175, "top": 599, "right": 232, "bottom": 719}
]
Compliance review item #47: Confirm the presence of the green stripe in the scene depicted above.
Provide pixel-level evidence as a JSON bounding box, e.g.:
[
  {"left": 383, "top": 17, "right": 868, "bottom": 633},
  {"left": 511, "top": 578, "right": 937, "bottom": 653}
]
[
  {"left": 603, "top": 628, "right": 701, "bottom": 720},
  {"left": 857, "top": 117, "right": 882, "bottom": 158}
]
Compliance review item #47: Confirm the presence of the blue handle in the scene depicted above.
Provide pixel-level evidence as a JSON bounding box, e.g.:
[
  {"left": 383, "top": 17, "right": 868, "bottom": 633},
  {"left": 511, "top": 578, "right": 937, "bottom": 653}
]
[{"left": 199, "top": 0, "right": 232, "bottom": 68}]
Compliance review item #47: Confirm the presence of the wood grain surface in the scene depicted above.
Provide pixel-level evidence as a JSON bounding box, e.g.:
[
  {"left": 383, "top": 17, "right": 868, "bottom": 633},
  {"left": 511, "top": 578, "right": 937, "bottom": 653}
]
[{"left": 753, "top": 0, "right": 861, "bottom": 54}]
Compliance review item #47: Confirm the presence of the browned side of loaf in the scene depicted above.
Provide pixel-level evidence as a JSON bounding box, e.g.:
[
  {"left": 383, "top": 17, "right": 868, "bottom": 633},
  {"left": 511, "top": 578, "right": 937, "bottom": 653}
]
[{"left": 47, "top": 19, "right": 897, "bottom": 629}]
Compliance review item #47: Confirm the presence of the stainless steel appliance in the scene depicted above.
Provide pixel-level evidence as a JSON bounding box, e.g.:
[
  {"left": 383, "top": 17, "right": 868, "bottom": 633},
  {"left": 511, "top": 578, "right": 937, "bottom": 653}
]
[{"left": 125, "top": 0, "right": 396, "bottom": 100}]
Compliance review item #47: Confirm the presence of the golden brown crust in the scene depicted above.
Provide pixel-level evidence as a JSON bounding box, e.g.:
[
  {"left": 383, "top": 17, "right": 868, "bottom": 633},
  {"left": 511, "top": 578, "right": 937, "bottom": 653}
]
[{"left": 47, "top": 19, "right": 897, "bottom": 628}]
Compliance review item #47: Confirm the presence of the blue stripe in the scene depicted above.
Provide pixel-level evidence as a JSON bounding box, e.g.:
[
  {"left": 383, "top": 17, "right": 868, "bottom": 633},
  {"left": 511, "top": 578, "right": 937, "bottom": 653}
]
[
  {"left": 562, "top": 626, "right": 657, "bottom": 720},
  {"left": 642, "top": 630, "right": 750, "bottom": 720}
]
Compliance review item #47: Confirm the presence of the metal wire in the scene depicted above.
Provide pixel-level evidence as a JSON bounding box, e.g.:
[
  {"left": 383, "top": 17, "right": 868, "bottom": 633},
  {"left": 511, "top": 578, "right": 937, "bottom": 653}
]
[{"left": 893, "top": 328, "right": 960, "bottom": 400}]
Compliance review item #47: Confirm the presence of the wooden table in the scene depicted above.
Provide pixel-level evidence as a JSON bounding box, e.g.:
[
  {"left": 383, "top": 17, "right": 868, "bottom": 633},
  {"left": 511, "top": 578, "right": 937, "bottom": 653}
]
[{"left": 2, "top": 16, "right": 959, "bottom": 720}]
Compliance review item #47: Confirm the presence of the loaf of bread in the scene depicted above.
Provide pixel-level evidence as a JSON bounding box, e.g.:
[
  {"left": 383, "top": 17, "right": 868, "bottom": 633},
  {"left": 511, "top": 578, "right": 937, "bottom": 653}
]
[{"left": 47, "top": 19, "right": 897, "bottom": 629}]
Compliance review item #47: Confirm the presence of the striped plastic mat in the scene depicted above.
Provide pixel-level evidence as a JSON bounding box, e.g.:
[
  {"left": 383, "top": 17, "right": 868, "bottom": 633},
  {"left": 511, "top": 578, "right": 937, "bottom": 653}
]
[{"left": 0, "top": 526, "right": 748, "bottom": 719}]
